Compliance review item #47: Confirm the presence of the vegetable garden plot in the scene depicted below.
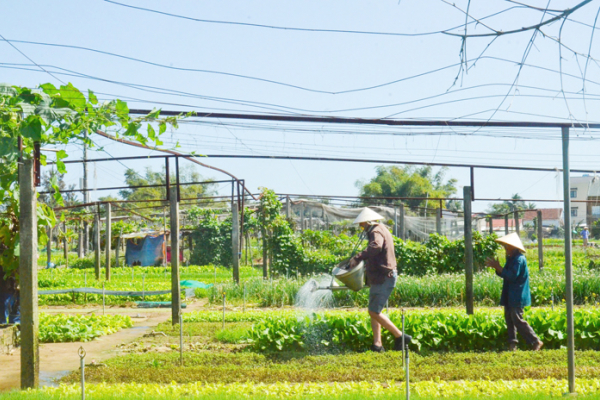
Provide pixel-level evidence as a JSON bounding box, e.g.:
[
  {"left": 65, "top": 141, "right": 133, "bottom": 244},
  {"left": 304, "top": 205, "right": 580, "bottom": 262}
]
[
  {"left": 243, "top": 308, "right": 600, "bottom": 352},
  {"left": 39, "top": 313, "right": 133, "bottom": 343}
]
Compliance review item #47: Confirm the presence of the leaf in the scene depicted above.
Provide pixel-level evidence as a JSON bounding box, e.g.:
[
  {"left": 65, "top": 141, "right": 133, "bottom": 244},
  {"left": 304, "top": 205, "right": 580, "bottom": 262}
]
[
  {"left": 59, "top": 83, "right": 86, "bottom": 111},
  {"left": 88, "top": 89, "right": 98, "bottom": 105},
  {"left": 20, "top": 117, "right": 43, "bottom": 140}
]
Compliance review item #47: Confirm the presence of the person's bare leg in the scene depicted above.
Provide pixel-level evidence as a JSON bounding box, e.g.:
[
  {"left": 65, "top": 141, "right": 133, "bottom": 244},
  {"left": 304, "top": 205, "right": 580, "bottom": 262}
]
[
  {"left": 369, "top": 310, "right": 402, "bottom": 338},
  {"left": 370, "top": 314, "right": 382, "bottom": 346}
]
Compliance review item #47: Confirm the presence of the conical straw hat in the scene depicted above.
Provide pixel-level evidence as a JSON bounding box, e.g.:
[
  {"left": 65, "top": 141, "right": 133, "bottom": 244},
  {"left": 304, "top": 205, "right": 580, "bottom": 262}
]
[
  {"left": 353, "top": 208, "right": 385, "bottom": 224},
  {"left": 495, "top": 233, "right": 526, "bottom": 253}
]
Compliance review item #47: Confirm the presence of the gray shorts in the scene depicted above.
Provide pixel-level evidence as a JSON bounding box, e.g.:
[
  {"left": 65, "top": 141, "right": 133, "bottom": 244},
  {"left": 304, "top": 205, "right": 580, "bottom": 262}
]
[{"left": 368, "top": 271, "right": 397, "bottom": 313}]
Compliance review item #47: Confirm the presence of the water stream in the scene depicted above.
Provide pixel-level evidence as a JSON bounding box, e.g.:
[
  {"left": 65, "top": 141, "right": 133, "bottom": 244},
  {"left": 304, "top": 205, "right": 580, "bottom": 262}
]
[{"left": 295, "top": 275, "right": 335, "bottom": 310}]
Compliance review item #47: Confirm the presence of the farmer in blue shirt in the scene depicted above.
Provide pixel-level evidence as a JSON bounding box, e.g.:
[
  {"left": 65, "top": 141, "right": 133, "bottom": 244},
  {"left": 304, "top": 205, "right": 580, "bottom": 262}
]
[
  {"left": 486, "top": 233, "right": 543, "bottom": 351},
  {"left": 582, "top": 226, "right": 590, "bottom": 248}
]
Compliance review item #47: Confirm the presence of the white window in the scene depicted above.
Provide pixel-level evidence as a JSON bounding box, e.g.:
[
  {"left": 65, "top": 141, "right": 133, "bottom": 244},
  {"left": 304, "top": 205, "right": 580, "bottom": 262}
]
[
  {"left": 593, "top": 206, "right": 600, "bottom": 216},
  {"left": 572, "top": 207, "right": 578, "bottom": 217},
  {"left": 570, "top": 188, "right": 578, "bottom": 198}
]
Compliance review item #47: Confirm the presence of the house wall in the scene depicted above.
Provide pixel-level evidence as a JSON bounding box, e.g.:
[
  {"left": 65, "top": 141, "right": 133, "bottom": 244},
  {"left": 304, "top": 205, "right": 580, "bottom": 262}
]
[{"left": 570, "top": 176, "right": 591, "bottom": 226}]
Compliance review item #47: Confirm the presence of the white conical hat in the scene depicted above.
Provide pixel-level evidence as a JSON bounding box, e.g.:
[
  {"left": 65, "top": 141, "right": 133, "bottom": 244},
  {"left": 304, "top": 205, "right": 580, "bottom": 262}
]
[
  {"left": 353, "top": 208, "right": 385, "bottom": 224},
  {"left": 495, "top": 233, "right": 526, "bottom": 253}
]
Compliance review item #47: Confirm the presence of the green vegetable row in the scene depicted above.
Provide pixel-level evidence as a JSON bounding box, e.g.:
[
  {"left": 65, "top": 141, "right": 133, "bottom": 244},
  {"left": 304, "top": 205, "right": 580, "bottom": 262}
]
[
  {"left": 39, "top": 313, "right": 133, "bottom": 343},
  {"left": 245, "top": 308, "right": 600, "bottom": 352},
  {"left": 206, "top": 269, "right": 600, "bottom": 308}
]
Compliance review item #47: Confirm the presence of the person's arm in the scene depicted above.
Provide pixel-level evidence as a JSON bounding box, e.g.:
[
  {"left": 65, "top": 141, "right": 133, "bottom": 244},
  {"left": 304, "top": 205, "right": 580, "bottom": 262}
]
[
  {"left": 355, "top": 232, "right": 384, "bottom": 261},
  {"left": 500, "top": 257, "right": 523, "bottom": 283}
]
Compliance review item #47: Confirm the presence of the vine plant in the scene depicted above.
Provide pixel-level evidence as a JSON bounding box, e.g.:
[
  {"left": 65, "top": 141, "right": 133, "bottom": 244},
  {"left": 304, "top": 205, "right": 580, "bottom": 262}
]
[{"left": 0, "top": 82, "right": 182, "bottom": 283}]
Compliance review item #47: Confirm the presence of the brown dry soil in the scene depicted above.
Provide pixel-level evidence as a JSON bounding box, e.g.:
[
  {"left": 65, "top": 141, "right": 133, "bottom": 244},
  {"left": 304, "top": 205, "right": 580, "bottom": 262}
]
[{"left": 0, "top": 301, "right": 206, "bottom": 392}]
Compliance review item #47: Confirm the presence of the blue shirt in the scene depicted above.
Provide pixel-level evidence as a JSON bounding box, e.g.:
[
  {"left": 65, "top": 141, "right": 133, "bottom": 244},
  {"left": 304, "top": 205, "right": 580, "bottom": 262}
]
[
  {"left": 497, "top": 253, "right": 531, "bottom": 308},
  {"left": 582, "top": 230, "right": 590, "bottom": 239}
]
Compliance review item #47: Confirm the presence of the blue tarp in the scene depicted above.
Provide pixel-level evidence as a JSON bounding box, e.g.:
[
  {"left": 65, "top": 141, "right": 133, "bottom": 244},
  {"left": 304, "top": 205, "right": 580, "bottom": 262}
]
[{"left": 125, "top": 234, "right": 165, "bottom": 266}]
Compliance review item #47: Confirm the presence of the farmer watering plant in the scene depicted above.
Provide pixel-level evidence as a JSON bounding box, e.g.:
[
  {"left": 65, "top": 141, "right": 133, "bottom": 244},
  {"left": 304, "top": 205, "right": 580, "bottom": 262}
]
[
  {"left": 485, "top": 233, "right": 543, "bottom": 351},
  {"left": 348, "top": 208, "right": 412, "bottom": 352}
]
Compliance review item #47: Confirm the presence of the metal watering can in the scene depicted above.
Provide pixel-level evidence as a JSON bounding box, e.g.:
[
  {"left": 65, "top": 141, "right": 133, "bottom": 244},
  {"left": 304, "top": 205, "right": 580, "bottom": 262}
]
[{"left": 311, "top": 233, "right": 366, "bottom": 293}]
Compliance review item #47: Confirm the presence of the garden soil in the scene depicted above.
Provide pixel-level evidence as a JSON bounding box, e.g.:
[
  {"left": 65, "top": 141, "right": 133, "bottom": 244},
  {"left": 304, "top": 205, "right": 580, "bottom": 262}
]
[{"left": 0, "top": 301, "right": 206, "bottom": 392}]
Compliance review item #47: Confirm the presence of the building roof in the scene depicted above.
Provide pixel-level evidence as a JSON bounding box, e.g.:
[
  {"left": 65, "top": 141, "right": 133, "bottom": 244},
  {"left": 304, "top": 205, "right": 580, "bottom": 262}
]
[{"left": 522, "top": 208, "right": 563, "bottom": 221}]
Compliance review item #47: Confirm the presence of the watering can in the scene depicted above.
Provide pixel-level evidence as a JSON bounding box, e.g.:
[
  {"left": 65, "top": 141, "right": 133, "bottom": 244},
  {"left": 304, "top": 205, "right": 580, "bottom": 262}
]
[{"left": 311, "top": 233, "right": 367, "bottom": 292}]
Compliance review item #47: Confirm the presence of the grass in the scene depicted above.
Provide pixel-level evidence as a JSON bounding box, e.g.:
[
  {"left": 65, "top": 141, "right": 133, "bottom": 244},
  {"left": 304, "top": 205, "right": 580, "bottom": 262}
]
[{"left": 60, "top": 349, "right": 600, "bottom": 384}]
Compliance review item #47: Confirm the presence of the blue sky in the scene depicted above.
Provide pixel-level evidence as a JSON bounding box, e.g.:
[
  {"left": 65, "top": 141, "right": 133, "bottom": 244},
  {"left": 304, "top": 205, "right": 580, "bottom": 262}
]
[{"left": 2, "top": 0, "right": 600, "bottom": 212}]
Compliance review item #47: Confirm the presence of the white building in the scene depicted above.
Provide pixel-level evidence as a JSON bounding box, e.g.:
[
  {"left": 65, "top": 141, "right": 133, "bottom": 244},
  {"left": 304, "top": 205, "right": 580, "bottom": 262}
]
[{"left": 569, "top": 175, "right": 600, "bottom": 227}]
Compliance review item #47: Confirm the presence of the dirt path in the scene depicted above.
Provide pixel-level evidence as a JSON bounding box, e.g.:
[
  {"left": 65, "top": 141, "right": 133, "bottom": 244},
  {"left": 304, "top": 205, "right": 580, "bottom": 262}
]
[{"left": 0, "top": 301, "right": 206, "bottom": 392}]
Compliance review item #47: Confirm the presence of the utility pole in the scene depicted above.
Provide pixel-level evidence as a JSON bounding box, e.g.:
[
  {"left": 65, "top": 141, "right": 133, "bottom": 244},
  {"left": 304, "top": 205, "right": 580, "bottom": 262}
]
[
  {"left": 19, "top": 158, "right": 39, "bottom": 389},
  {"left": 463, "top": 186, "right": 474, "bottom": 315},
  {"left": 169, "top": 185, "right": 181, "bottom": 325}
]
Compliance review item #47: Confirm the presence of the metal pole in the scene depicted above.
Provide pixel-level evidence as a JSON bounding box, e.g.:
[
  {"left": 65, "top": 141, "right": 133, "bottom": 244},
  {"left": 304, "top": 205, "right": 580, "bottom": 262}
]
[
  {"left": 301, "top": 202, "right": 305, "bottom": 233},
  {"left": 94, "top": 212, "right": 100, "bottom": 280},
  {"left": 105, "top": 203, "right": 111, "bottom": 281},
  {"left": 79, "top": 347, "right": 86, "bottom": 400},
  {"left": 232, "top": 201, "right": 240, "bottom": 284},
  {"left": 436, "top": 208, "right": 442, "bottom": 235},
  {"left": 286, "top": 196, "right": 291, "bottom": 219},
  {"left": 401, "top": 310, "right": 405, "bottom": 367},
  {"left": 504, "top": 214, "right": 509, "bottom": 235},
  {"left": 63, "top": 221, "right": 69, "bottom": 268},
  {"left": 163, "top": 208, "right": 167, "bottom": 267},
  {"left": 78, "top": 222, "right": 84, "bottom": 259},
  {"left": 46, "top": 226, "right": 52, "bottom": 268},
  {"left": 394, "top": 207, "right": 398, "bottom": 237},
  {"left": 537, "top": 210, "right": 544, "bottom": 271},
  {"left": 83, "top": 131, "right": 90, "bottom": 256},
  {"left": 115, "top": 228, "right": 123, "bottom": 268},
  {"left": 514, "top": 210, "right": 520, "bottom": 236},
  {"left": 179, "top": 314, "right": 184, "bottom": 366},
  {"left": 399, "top": 204, "right": 405, "bottom": 240},
  {"left": 19, "top": 158, "right": 39, "bottom": 389},
  {"left": 488, "top": 217, "right": 493, "bottom": 234},
  {"left": 405, "top": 346, "right": 410, "bottom": 400},
  {"left": 463, "top": 186, "right": 474, "bottom": 315},
  {"left": 222, "top": 293, "right": 226, "bottom": 330},
  {"left": 562, "top": 126, "right": 576, "bottom": 394},
  {"left": 170, "top": 185, "right": 181, "bottom": 326}
]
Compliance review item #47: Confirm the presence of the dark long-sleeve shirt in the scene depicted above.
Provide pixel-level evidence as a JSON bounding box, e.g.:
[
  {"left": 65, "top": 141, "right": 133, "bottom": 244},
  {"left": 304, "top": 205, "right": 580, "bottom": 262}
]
[
  {"left": 355, "top": 224, "right": 397, "bottom": 285},
  {"left": 496, "top": 253, "right": 531, "bottom": 308}
]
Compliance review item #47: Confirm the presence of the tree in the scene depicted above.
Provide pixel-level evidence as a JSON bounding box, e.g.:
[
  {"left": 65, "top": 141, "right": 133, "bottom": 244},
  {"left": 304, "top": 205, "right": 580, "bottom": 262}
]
[
  {"left": 356, "top": 166, "right": 457, "bottom": 209},
  {"left": 118, "top": 165, "right": 216, "bottom": 209},
  {"left": 486, "top": 193, "right": 536, "bottom": 216}
]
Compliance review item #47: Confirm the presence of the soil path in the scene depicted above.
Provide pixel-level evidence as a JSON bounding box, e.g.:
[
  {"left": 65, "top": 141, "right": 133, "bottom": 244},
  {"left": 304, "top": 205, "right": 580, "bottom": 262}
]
[{"left": 0, "top": 301, "right": 206, "bottom": 392}]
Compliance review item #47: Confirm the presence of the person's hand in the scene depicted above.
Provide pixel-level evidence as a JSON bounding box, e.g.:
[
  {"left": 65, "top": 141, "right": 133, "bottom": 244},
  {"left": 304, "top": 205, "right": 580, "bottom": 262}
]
[
  {"left": 348, "top": 257, "right": 359, "bottom": 269},
  {"left": 485, "top": 257, "right": 502, "bottom": 272}
]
